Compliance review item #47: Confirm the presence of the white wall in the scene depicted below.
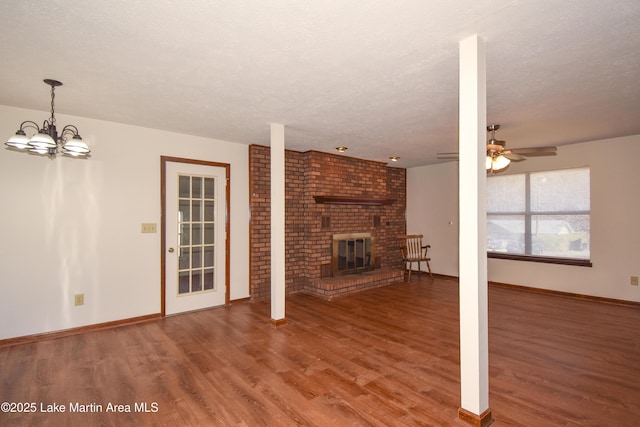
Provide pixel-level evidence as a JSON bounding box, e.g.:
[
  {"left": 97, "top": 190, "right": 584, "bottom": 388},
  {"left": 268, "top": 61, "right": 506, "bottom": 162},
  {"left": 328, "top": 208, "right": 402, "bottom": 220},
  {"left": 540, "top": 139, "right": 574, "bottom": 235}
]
[
  {"left": 407, "top": 134, "right": 640, "bottom": 302},
  {"left": 0, "top": 105, "right": 250, "bottom": 340},
  {"left": 406, "top": 162, "right": 460, "bottom": 276}
]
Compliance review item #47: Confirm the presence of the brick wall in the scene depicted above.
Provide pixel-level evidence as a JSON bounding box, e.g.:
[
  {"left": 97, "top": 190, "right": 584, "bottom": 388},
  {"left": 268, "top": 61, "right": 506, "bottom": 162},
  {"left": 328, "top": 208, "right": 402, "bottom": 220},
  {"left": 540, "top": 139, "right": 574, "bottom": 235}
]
[
  {"left": 249, "top": 145, "right": 406, "bottom": 302},
  {"left": 248, "top": 146, "right": 271, "bottom": 301}
]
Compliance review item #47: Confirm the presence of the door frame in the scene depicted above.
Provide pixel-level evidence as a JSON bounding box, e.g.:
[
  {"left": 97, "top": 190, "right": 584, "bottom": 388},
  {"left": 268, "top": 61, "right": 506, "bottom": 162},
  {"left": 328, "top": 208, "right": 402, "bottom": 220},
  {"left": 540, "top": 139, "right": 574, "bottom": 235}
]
[{"left": 160, "top": 156, "right": 231, "bottom": 316}]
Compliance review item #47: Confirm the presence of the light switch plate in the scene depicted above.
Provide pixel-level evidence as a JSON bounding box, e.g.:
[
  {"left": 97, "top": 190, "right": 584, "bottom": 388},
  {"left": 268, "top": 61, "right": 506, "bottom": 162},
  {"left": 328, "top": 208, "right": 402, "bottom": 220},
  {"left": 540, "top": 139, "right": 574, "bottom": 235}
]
[{"left": 141, "top": 223, "right": 157, "bottom": 233}]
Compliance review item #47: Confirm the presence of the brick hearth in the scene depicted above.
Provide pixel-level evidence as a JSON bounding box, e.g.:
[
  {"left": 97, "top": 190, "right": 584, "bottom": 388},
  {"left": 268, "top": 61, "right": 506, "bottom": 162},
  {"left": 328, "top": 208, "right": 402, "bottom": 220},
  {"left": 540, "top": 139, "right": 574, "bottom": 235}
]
[{"left": 304, "top": 268, "right": 405, "bottom": 300}]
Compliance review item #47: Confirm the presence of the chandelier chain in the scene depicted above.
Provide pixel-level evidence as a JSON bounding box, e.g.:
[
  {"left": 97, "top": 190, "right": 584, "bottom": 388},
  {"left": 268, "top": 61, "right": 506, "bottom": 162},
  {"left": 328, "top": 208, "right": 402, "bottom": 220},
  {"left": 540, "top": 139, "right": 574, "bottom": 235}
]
[{"left": 50, "top": 84, "right": 56, "bottom": 126}]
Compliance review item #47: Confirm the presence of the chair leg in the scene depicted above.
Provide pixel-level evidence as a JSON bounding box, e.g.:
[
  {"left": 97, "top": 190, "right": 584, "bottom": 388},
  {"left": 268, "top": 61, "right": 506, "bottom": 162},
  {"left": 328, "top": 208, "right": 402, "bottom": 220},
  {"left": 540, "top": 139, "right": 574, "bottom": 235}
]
[
  {"left": 407, "top": 261, "right": 412, "bottom": 282},
  {"left": 426, "top": 260, "right": 433, "bottom": 279}
]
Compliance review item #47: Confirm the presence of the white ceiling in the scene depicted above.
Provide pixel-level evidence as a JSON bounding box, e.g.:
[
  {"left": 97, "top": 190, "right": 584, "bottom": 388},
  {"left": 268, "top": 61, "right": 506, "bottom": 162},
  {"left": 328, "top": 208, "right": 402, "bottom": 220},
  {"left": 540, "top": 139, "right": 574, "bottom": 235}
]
[{"left": 1, "top": 0, "right": 639, "bottom": 168}]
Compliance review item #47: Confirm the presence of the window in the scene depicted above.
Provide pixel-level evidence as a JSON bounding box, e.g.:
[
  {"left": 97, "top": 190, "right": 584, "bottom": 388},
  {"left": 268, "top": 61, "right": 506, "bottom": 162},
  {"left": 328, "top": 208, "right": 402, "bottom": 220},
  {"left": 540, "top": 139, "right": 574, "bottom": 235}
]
[{"left": 487, "top": 167, "right": 591, "bottom": 266}]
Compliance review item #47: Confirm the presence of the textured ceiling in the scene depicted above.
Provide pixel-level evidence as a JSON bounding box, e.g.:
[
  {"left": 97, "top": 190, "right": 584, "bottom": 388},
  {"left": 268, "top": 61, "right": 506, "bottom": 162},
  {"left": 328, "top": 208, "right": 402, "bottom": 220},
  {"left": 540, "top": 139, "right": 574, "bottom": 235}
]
[{"left": 1, "top": 0, "right": 639, "bottom": 168}]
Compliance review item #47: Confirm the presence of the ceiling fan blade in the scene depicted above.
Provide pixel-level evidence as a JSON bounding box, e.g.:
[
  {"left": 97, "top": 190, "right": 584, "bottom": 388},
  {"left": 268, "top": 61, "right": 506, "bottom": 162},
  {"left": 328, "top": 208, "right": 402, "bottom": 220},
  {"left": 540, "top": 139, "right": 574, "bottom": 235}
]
[
  {"left": 437, "top": 152, "right": 459, "bottom": 160},
  {"left": 510, "top": 146, "right": 557, "bottom": 156},
  {"left": 503, "top": 152, "right": 526, "bottom": 161}
]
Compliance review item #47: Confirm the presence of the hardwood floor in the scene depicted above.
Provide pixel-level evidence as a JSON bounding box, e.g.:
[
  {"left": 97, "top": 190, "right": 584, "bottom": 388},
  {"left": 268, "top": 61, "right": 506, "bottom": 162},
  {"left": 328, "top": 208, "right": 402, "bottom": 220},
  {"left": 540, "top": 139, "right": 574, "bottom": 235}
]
[{"left": 1, "top": 276, "right": 639, "bottom": 426}]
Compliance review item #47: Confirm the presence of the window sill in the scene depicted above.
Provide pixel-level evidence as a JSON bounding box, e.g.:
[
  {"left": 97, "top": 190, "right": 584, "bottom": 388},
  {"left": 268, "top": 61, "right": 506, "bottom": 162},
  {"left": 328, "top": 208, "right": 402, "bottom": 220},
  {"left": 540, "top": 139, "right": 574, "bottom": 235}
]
[{"left": 488, "top": 252, "right": 592, "bottom": 267}]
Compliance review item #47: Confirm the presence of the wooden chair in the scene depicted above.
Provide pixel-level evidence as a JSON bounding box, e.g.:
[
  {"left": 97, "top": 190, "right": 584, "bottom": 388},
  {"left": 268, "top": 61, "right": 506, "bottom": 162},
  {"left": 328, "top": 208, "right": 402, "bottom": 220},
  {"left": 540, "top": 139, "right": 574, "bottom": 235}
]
[{"left": 399, "top": 234, "right": 433, "bottom": 282}]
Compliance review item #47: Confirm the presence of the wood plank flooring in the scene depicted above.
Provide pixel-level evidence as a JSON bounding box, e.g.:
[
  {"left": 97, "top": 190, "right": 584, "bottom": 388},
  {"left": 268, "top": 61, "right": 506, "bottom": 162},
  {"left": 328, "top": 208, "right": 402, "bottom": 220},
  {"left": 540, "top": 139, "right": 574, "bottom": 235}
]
[{"left": 1, "top": 276, "right": 639, "bottom": 426}]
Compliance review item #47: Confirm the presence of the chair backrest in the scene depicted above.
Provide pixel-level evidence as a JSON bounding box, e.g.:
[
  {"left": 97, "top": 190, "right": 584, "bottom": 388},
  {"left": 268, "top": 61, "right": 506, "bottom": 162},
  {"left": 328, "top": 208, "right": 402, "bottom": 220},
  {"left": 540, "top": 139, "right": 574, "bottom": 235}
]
[{"left": 399, "top": 234, "right": 424, "bottom": 259}]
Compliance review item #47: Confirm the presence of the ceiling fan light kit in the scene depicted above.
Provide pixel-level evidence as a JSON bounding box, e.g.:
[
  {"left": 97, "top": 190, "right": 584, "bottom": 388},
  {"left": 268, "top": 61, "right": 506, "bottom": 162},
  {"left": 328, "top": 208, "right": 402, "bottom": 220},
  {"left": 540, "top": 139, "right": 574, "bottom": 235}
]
[
  {"left": 486, "top": 124, "right": 510, "bottom": 172},
  {"left": 486, "top": 153, "right": 511, "bottom": 171},
  {"left": 5, "top": 79, "right": 90, "bottom": 158},
  {"left": 437, "top": 123, "right": 557, "bottom": 173}
]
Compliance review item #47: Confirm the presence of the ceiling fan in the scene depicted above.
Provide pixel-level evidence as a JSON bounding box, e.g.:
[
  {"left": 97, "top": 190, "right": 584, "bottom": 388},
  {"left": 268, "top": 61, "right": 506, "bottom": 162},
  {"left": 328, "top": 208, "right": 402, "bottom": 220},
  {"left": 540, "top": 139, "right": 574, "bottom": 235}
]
[{"left": 437, "top": 124, "right": 557, "bottom": 172}]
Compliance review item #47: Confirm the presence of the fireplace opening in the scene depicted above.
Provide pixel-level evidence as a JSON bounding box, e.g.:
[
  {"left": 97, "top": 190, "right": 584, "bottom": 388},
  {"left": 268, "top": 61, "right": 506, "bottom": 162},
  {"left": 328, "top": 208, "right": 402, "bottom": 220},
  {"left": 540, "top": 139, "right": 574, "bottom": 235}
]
[{"left": 332, "top": 233, "right": 375, "bottom": 276}]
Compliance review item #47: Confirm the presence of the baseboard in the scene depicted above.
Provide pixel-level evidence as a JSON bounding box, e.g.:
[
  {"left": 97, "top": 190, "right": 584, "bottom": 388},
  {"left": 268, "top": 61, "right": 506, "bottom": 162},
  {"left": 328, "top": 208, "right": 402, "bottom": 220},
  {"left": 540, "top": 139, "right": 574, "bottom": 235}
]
[
  {"left": 431, "top": 273, "right": 639, "bottom": 308},
  {"left": 3, "top": 281, "right": 635, "bottom": 347},
  {"left": 0, "top": 313, "right": 162, "bottom": 348},
  {"left": 432, "top": 273, "right": 459, "bottom": 281},
  {"left": 405, "top": 271, "right": 459, "bottom": 282},
  {"left": 270, "top": 318, "right": 287, "bottom": 328},
  {"left": 458, "top": 407, "right": 494, "bottom": 426},
  {"left": 489, "top": 281, "right": 640, "bottom": 309}
]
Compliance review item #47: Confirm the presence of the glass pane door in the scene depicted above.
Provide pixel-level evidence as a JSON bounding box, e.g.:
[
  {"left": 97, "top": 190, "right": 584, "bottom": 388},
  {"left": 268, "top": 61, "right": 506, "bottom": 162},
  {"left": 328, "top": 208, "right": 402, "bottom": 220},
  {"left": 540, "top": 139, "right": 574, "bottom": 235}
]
[{"left": 177, "top": 174, "right": 216, "bottom": 295}]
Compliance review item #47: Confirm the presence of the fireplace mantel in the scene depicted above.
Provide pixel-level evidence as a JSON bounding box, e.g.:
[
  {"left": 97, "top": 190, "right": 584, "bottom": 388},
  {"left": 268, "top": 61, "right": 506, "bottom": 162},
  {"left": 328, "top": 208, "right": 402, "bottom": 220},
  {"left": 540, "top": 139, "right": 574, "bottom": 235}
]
[{"left": 313, "top": 196, "right": 395, "bottom": 206}]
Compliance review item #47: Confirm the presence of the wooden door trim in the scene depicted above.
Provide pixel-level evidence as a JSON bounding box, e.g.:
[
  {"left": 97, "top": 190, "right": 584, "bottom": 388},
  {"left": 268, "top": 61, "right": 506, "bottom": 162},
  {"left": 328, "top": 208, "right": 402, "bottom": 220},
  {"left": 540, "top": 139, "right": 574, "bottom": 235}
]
[{"left": 160, "top": 156, "right": 231, "bottom": 316}]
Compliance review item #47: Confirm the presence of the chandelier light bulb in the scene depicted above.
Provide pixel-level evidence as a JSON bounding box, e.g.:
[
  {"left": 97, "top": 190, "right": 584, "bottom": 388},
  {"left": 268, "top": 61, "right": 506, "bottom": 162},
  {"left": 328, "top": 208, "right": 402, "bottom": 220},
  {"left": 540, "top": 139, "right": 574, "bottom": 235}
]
[
  {"left": 6, "top": 131, "right": 30, "bottom": 149},
  {"left": 29, "top": 132, "right": 56, "bottom": 149},
  {"left": 63, "top": 135, "right": 90, "bottom": 154}
]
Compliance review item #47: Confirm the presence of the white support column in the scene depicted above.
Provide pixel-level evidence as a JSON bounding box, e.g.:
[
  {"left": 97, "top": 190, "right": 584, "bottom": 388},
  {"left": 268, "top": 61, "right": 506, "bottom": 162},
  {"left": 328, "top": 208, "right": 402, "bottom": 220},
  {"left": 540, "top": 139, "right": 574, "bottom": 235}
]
[
  {"left": 270, "top": 123, "right": 287, "bottom": 326},
  {"left": 458, "top": 35, "right": 492, "bottom": 426}
]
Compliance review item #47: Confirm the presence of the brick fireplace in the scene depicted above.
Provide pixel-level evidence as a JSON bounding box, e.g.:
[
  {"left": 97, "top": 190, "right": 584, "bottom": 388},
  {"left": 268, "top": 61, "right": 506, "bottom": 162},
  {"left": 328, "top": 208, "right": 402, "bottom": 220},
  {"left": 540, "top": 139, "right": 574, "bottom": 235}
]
[{"left": 249, "top": 145, "right": 406, "bottom": 301}]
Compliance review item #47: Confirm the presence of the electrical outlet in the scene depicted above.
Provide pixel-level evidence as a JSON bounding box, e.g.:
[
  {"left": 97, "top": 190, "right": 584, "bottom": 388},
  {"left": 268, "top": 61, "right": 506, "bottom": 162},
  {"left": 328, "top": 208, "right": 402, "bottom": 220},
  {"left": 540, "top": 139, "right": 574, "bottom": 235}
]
[
  {"left": 631, "top": 276, "right": 639, "bottom": 286},
  {"left": 141, "top": 223, "right": 157, "bottom": 233},
  {"left": 74, "top": 294, "right": 84, "bottom": 306}
]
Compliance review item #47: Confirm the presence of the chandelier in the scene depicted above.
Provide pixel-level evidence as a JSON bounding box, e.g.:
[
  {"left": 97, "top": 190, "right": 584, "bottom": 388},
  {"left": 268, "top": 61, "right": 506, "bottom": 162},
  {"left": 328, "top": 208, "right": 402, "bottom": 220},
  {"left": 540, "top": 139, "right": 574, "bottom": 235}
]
[{"left": 5, "top": 79, "right": 90, "bottom": 158}]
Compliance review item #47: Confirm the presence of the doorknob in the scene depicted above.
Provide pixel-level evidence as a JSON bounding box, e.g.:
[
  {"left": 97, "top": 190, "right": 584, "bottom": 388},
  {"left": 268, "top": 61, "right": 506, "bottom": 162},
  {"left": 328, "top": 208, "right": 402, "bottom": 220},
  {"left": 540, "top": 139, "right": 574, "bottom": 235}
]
[{"left": 168, "top": 247, "right": 175, "bottom": 253}]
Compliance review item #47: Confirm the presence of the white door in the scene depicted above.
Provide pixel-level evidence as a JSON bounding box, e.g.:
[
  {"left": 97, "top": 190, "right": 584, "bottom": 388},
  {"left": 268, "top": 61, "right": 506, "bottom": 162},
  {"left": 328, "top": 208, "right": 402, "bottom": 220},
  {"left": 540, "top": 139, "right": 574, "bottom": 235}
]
[{"left": 165, "top": 161, "right": 227, "bottom": 315}]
